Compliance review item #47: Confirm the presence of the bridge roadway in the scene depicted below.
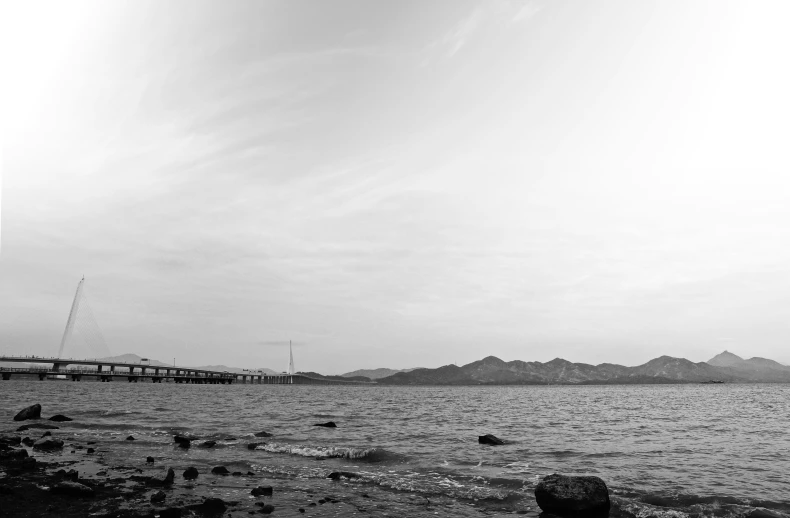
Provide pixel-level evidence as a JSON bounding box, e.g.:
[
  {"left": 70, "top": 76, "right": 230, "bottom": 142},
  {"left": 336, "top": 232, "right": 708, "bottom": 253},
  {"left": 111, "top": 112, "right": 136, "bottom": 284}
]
[{"left": 0, "top": 356, "right": 372, "bottom": 385}]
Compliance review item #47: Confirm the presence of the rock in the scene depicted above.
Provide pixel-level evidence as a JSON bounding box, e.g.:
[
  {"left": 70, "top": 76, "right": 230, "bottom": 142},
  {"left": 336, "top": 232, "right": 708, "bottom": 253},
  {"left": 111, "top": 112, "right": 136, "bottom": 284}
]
[
  {"left": 146, "top": 456, "right": 155, "bottom": 463},
  {"left": 0, "top": 436, "right": 21, "bottom": 446},
  {"left": 173, "top": 435, "right": 191, "bottom": 448},
  {"left": 21, "top": 437, "right": 34, "bottom": 447},
  {"left": 183, "top": 466, "right": 199, "bottom": 480},
  {"left": 13, "top": 404, "right": 42, "bottom": 421},
  {"left": 126, "top": 435, "right": 135, "bottom": 441},
  {"left": 247, "top": 442, "right": 262, "bottom": 450},
  {"left": 251, "top": 486, "right": 273, "bottom": 496},
  {"left": 200, "top": 440, "right": 216, "bottom": 448},
  {"left": 211, "top": 466, "right": 230, "bottom": 475},
  {"left": 299, "top": 509, "right": 305, "bottom": 513},
  {"left": 197, "top": 497, "right": 226, "bottom": 512},
  {"left": 16, "top": 423, "right": 58, "bottom": 432},
  {"left": 147, "top": 467, "right": 175, "bottom": 486},
  {"left": 0, "top": 449, "right": 28, "bottom": 459},
  {"left": 259, "top": 504, "right": 275, "bottom": 514},
  {"left": 313, "top": 421, "right": 337, "bottom": 428},
  {"left": 51, "top": 481, "right": 95, "bottom": 497},
  {"left": 56, "top": 469, "right": 78, "bottom": 482},
  {"left": 327, "top": 471, "right": 360, "bottom": 481},
  {"left": 41, "top": 431, "right": 52, "bottom": 437},
  {"left": 160, "top": 508, "right": 182, "bottom": 518},
  {"left": 49, "top": 415, "right": 73, "bottom": 422},
  {"left": 254, "top": 431, "right": 273, "bottom": 437},
  {"left": 32, "top": 438, "right": 64, "bottom": 450},
  {"left": 748, "top": 510, "right": 790, "bottom": 518},
  {"left": 150, "top": 490, "right": 167, "bottom": 503},
  {"left": 478, "top": 434, "right": 505, "bottom": 445},
  {"left": 534, "top": 473, "right": 610, "bottom": 516},
  {"left": 232, "top": 471, "right": 242, "bottom": 477},
  {"left": 86, "top": 448, "right": 95, "bottom": 454}
]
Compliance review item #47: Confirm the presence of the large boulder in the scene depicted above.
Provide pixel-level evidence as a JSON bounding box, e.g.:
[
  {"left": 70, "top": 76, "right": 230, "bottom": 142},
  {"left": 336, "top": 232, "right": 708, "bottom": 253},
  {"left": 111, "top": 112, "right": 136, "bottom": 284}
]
[
  {"left": 13, "top": 404, "right": 42, "bottom": 422},
  {"left": 478, "top": 434, "right": 505, "bottom": 445},
  {"left": 211, "top": 466, "right": 230, "bottom": 475},
  {"left": 535, "top": 474, "right": 610, "bottom": 516},
  {"left": 173, "top": 435, "right": 191, "bottom": 449},
  {"left": 147, "top": 468, "right": 175, "bottom": 487},
  {"left": 183, "top": 467, "right": 199, "bottom": 480},
  {"left": 32, "top": 438, "right": 64, "bottom": 451},
  {"left": 251, "top": 486, "right": 273, "bottom": 496},
  {"left": 51, "top": 481, "right": 95, "bottom": 497}
]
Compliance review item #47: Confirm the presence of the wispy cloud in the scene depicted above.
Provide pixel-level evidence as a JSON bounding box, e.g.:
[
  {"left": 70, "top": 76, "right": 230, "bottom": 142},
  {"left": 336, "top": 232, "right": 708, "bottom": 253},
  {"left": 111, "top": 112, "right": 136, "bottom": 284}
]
[
  {"left": 512, "top": 1, "right": 541, "bottom": 23},
  {"left": 443, "top": 8, "right": 485, "bottom": 57}
]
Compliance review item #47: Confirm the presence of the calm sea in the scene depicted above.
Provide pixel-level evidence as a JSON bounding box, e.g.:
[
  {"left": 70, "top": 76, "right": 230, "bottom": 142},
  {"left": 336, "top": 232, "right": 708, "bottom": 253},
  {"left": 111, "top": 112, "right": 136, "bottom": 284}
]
[{"left": 2, "top": 381, "right": 788, "bottom": 516}]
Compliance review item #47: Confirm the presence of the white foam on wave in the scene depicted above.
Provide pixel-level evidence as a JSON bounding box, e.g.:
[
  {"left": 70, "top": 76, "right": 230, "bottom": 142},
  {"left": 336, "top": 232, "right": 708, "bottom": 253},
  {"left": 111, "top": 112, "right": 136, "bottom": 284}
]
[{"left": 255, "top": 442, "right": 380, "bottom": 460}]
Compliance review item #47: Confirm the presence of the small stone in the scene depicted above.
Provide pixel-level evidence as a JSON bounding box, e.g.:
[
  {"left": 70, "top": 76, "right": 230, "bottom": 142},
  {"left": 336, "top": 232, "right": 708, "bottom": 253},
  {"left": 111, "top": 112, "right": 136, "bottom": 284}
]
[
  {"left": 41, "top": 431, "right": 52, "bottom": 437},
  {"left": 308, "top": 502, "right": 316, "bottom": 507},
  {"left": 150, "top": 490, "right": 167, "bottom": 503},
  {"left": 86, "top": 448, "right": 95, "bottom": 454},
  {"left": 254, "top": 431, "right": 273, "bottom": 437},
  {"left": 232, "top": 471, "right": 242, "bottom": 477},
  {"left": 147, "top": 467, "right": 175, "bottom": 487},
  {"left": 146, "top": 456, "right": 155, "bottom": 463},
  {"left": 183, "top": 467, "right": 199, "bottom": 480},
  {"left": 126, "top": 435, "right": 135, "bottom": 441},
  {"left": 478, "top": 434, "right": 505, "bottom": 446},
  {"left": 16, "top": 423, "right": 58, "bottom": 432},
  {"left": 13, "top": 404, "right": 42, "bottom": 422},
  {"left": 49, "top": 414, "right": 73, "bottom": 422},
  {"left": 313, "top": 421, "right": 337, "bottom": 428},
  {"left": 247, "top": 442, "right": 262, "bottom": 450},
  {"left": 201, "top": 440, "right": 216, "bottom": 448},
  {"left": 32, "top": 438, "right": 64, "bottom": 450},
  {"left": 211, "top": 466, "right": 230, "bottom": 475},
  {"left": 327, "top": 471, "right": 359, "bottom": 481},
  {"left": 259, "top": 504, "right": 275, "bottom": 514},
  {"left": 159, "top": 508, "right": 182, "bottom": 518},
  {"left": 198, "top": 497, "right": 226, "bottom": 512},
  {"left": 21, "top": 437, "right": 34, "bottom": 447},
  {"left": 299, "top": 509, "right": 305, "bottom": 513},
  {"left": 251, "top": 486, "right": 273, "bottom": 496}
]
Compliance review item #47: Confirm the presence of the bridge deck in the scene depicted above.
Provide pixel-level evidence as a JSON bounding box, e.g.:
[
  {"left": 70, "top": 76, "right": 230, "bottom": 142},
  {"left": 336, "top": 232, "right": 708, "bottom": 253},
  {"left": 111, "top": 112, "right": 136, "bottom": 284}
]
[{"left": 0, "top": 356, "right": 374, "bottom": 385}]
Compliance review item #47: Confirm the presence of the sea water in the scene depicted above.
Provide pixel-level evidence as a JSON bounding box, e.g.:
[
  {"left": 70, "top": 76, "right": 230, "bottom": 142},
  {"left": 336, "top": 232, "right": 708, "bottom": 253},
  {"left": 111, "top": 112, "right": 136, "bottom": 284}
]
[{"left": 1, "top": 381, "right": 788, "bottom": 516}]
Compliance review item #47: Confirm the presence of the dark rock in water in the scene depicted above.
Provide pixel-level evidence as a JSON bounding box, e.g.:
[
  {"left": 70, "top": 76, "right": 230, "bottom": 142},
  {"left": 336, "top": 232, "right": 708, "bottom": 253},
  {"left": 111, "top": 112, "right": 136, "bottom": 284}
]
[
  {"left": 51, "top": 481, "right": 95, "bottom": 497},
  {"left": 247, "top": 442, "right": 262, "bottom": 450},
  {"left": 535, "top": 473, "right": 610, "bottom": 516},
  {"left": 308, "top": 502, "right": 317, "bottom": 507},
  {"left": 16, "top": 423, "right": 58, "bottom": 432},
  {"left": 0, "top": 449, "right": 28, "bottom": 459},
  {"left": 196, "top": 497, "right": 226, "bottom": 512},
  {"left": 254, "top": 431, "right": 273, "bottom": 437},
  {"left": 42, "top": 431, "right": 52, "bottom": 437},
  {"left": 327, "top": 471, "right": 360, "bottom": 481},
  {"left": 147, "top": 467, "right": 175, "bottom": 486},
  {"left": 33, "top": 438, "right": 64, "bottom": 450},
  {"left": 478, "top": 434, "right": 505, "bottom": 445},
  {"left": 314, "top": 421, "right": 337, "bottom": 428},
  {"left": 0, "top": 484, "right": 14, "bottom": 495},
  {"left": 150, "top": 490, "right": 167, "bottom": 503},
  {"left": 0, "top": 436, "right": 22, "bottom": 446},
  {"left": 231, "top": 471, "right": 242, "bottom": 477},
  {"left": 183, "top": 466, "right": 199, "bottom": 480},
  {"left": 87, "top": 441, "right": 96, "bottom": 445},
  {"left": 259, "top": 504, "right": 275, "bottom": 514},
  {"left": 299, "top": 509, "right": 305, "bottom": 513},
  {"left": 159, "top": 508, "right": 182, "bottom": 518},
  {"left": 13, "top": 404, "right": 41, "bottom": 422},
  {"left": 56, "top": 469, "right": 78, "bottom": 482},
  {"left": 22, "top": 437, "right": 34, "bottom": 447},
  {"left": 173, "top": 435, "right": 191, "bottom": 447},
  {"left": 247, "top": 471, "right": 256, "bottom": 476},
  {"left": 201, "top": 440, "right": 216, "bottom": 448},
  {"left": 146, "top": 456, "right": 155, "bottom": 463},
  {"left": 86, "top": 448, "right": 95, "bottom": 454},
  {"left": 211, "top": 466, "right": 230, "bottom": 475},
  {"left": 49, "top": 415, "right": 73, "bottom": 422},
  {"left": 126, "top": 435, "right": 135, "bottom": 441},
  {"left": 251, "top": 486, "right": 273, "bottom": 496}
]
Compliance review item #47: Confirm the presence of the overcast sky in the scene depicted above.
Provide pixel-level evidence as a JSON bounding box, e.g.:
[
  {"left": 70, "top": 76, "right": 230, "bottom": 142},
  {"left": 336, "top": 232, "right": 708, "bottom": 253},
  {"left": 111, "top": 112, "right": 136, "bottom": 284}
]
[{"left": 2, "top": 1, "right": 790, "bottom": 373}]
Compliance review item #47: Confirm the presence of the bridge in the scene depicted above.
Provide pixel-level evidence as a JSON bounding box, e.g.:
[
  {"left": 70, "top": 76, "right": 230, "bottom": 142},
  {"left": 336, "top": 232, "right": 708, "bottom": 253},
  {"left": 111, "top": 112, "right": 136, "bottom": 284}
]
[
  {"left": 0, "top": 356, "right": 373, "bottom": 385},
  {"left": 0, "top": 278, "right": 374, "bottom": 386}
]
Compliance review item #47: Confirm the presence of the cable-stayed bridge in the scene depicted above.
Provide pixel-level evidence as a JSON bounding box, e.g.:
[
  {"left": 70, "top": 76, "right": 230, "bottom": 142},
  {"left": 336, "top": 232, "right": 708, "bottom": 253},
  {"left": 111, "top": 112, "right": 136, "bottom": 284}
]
[{"left": 0, "top": 278, "right": 372, "bottom": 386}]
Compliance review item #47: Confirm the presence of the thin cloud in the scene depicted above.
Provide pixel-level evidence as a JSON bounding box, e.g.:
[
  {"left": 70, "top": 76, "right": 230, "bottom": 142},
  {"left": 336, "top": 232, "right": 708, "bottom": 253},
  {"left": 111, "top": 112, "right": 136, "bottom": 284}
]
[{"left": 512, "top": 1, "right": 541, "bottom": 23}]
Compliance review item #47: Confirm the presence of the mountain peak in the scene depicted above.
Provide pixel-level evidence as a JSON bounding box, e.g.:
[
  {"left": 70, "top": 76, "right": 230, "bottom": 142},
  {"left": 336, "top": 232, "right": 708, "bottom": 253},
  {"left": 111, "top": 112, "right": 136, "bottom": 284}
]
[{"left": 707, "top": 350, "right": 745, "bottom": 367}]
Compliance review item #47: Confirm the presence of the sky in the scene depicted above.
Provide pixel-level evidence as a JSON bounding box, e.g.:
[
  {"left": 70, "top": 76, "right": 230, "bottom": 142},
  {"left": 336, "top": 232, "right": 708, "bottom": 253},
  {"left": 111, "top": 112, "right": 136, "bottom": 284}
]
[{"left": 2, "top": 0, "right": 790, "bottom": 373}]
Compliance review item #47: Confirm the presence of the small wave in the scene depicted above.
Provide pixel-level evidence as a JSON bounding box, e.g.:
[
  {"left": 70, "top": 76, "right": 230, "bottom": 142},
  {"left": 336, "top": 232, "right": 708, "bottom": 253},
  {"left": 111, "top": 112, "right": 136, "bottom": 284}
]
[{"left": 255, "top": 442, "right": 401, "bottom": 462}]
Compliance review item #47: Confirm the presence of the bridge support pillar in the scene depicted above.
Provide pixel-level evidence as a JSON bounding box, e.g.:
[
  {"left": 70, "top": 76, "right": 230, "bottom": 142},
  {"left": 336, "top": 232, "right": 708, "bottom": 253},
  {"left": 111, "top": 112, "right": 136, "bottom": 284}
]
[
  {"left": 2, "top": 373, "right": 10, "bottom": 380},
  {"left": 97, "top": 365, "right": 103, "bottom": 373},
  {"left": 71, "top": 375, "right": 81, "bottom": 381},
  {"left": 39, "top": 373, "right": 46, "bottom": 380}
]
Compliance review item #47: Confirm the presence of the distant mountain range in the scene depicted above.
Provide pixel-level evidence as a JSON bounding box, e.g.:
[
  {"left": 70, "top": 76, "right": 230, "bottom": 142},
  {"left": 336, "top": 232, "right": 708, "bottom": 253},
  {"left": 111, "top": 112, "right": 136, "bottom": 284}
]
[
  {"left": 339, "top": 367, "right": 421, "bottom": 379},
  {"left": 375, "top": 351, "right": 790, "bottom": 385}
]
